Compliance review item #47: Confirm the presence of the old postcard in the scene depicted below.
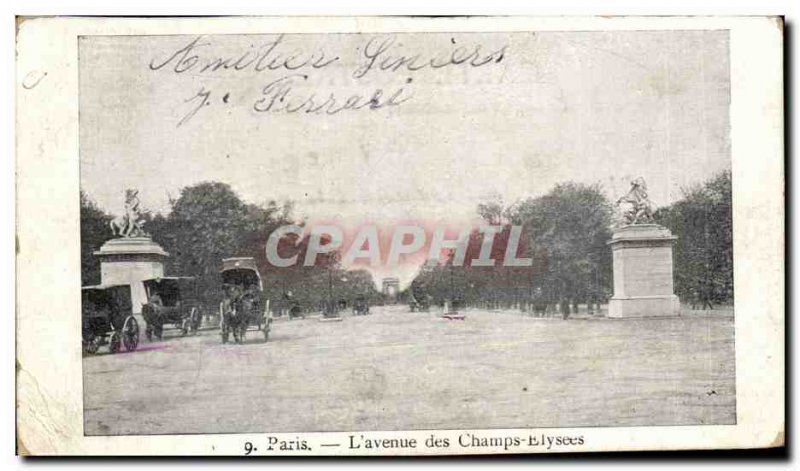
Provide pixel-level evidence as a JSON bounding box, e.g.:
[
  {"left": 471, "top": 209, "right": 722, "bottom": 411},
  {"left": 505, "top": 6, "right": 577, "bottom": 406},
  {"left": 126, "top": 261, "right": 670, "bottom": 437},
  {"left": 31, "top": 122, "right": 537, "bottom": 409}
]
[{"left": 16, "top": 16, "right": 783, "bottom": 455}]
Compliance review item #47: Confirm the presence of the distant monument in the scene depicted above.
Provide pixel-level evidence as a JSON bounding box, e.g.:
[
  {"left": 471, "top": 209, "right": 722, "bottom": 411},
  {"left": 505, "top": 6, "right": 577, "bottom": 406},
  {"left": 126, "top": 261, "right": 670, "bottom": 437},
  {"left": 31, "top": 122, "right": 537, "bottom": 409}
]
[
  {"left": 607, "top": 178, "right": 680, "bottom": 318},
  {"left": 94, "top": 189, "right": 168, "bottom": 314},
  {"left": 382, "top": 277, "right": 400, "bottom": 303}
]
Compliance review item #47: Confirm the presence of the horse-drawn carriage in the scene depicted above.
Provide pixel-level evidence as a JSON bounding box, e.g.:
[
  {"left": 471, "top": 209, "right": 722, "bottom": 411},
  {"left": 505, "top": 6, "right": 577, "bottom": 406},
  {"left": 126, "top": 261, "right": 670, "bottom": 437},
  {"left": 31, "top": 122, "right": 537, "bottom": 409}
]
[
  {"left": 141, "top": 277, "right": 202, "bottom": 341},
  {"left": 219, "top": 257, "right": 271, "bottom": 343},
  {"left": 81, "top": 284, "right": 140, "bottom": 354},
  {"left": 280, "top": 291, "right": 304, "bottom": 319},
  {"left": 526, "top": 287, "right": 550, "bottom": 317},
  {"left": 352, "top": 295, "right": 370, "bottom": 316}
]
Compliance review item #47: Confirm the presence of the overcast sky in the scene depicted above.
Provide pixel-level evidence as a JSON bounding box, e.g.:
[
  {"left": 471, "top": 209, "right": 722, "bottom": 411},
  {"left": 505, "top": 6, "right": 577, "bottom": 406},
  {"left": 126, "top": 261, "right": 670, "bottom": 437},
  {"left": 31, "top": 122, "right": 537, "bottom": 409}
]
[{"left": 80, "top": 31, "right": 730, "bottom": 285}]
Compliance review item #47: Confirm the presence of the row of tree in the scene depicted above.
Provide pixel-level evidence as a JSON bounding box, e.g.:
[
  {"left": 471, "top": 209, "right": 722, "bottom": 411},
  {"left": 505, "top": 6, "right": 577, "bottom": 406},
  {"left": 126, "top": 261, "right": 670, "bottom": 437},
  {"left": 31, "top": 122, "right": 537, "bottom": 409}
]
[
  {"left": 81, "top": 172, "right": 733, "bottom": 315},
  {"left": 405, "top": 183, "right": 614, "bottom": 313},
  {"left": 405, "top": 172, "right": 734, "bottom": 312}
]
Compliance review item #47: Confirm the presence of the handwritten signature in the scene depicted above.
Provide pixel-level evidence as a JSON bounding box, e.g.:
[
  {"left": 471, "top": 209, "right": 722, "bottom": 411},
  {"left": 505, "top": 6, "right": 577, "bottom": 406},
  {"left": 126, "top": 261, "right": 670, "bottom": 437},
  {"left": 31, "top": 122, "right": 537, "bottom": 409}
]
[
  {"left": 178, "top": 75, "right": 413, "bottom": 125},
  {"left": 253, "top": 74, "right": 413, "bottom": 115},
  {"left": 153, "top": 34, "right": 508, "bottom": 126}
]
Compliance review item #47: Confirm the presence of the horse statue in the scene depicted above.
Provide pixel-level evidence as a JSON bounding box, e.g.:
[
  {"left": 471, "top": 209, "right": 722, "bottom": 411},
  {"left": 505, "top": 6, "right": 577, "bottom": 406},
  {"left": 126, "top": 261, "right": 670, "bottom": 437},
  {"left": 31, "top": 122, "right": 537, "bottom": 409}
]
[
  {"left": 616, "top": 177, "right": 654, "bottom": 225},
  {"left": 110, "top": 189, "right": 148, "bottom": 237}
]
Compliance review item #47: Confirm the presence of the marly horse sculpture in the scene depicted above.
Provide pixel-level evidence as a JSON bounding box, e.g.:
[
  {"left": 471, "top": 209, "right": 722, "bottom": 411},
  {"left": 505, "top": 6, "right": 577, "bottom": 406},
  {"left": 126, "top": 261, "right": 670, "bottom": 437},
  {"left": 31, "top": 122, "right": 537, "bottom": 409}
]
[
  {"left": 110, "top": 189, "right": 147, "bottom": 237},
  {"left": 109, "top": 214, "right": 146, "bottom": 237},
  {"left": 616, "top": 177, "right": 654, "bottom": 225}
]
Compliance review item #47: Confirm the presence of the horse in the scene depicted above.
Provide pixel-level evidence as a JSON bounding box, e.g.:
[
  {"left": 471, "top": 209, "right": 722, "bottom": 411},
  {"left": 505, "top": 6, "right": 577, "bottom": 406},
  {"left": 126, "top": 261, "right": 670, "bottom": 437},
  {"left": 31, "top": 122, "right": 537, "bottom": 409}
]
[
  {"left": 109, "top": 215, "right": 129, "bottom": 237},
  {"left": 219, "top": 293, "right": 244, "bottom": 343},
  {"left": 109, "top": 214, "right": 146, "bottom": 237},
  {"left": 220, "top": 289, "right": 262, "bottom": 344},
  {"left": 235, "top": 293, "right": 261, "bottom": 341}
]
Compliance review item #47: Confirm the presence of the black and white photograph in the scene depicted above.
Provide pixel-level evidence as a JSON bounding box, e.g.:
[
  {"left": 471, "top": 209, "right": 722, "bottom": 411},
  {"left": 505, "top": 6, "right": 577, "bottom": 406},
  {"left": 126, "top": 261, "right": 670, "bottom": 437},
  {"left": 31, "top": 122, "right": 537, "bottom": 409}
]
[{"left": 78, "top": 29, "right": 735, "bottom": 436}]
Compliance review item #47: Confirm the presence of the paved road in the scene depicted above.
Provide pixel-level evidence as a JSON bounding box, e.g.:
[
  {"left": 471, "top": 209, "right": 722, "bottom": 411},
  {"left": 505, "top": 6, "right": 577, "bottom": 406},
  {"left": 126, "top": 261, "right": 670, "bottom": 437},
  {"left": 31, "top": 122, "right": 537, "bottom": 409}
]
[{"left": 83, "top": 305, "right": 735, "bottom": 435}]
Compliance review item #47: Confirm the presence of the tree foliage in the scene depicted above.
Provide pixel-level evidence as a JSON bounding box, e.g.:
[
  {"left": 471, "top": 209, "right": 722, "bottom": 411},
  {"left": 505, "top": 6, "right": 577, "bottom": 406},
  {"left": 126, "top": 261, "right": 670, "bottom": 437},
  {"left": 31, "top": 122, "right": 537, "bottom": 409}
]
[
  {"left": 80, "top": 191, "right": 113, "bottom": 285},
  {"left": 509, "top": 183, "right": 614, "bottom": 304},
  {"left": 408, "top": 182, "right": 614, "bottom": 310},
  {"left": 654, "top": 171, "right": 733, "bottom": 304}
]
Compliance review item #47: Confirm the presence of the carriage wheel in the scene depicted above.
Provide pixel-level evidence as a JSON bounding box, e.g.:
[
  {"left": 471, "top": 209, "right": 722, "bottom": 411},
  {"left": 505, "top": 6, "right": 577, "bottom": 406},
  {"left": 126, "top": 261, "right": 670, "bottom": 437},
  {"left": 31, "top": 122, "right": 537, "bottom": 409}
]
[
  {"left": 122, "top": 316, "right": 139, "bottom": 352},
  {"left": 84, "top": 337, "right": 99, "bottom": 355},
  {"left": 221, "top": 318, "right": 229, "bottom": 343},
  {"left": 263, "top": 320, "right": 271, "bottom": 342},
  {"left": 181, "top": 318, "right": 190, "bottom": 336},
  {"left": 109, "top": 332, "right": 121, "bottom": 354},
  {"left": 190, "top": 307, "right": 201, "bottom": 333},
  {"left": 220, "top": 302, "right": 230, "bottom": 343},
  {"left": 221, "top": 318, "right": 229, "bottom": 344}
]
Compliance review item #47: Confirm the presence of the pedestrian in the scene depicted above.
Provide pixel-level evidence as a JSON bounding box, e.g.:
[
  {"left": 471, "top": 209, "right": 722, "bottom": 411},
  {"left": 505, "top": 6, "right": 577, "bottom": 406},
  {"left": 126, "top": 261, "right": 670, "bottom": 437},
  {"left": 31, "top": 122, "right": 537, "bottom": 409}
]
[
  {"left": 701, "top": 279, "right": 715, "bottom": 310},
  {"left": 561, "top": 297, "right": 570, "bottom": 319}
]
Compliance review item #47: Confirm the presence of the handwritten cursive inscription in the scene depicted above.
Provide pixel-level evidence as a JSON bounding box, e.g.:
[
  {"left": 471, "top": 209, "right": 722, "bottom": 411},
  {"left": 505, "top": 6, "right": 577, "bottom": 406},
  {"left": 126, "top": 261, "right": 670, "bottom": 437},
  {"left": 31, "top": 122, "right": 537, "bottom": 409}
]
[
  {"left": 352, "top": 35, "right": 508, "bottom": 79},
  {"left": 149, "top": 34, "right": 509, "bottom": 126},
  {"left": 178, "top": 86, "right": 212, "bottom": 127},
  {"left": 253, "top": 75, "right": 412, "bottom": 115},
  {"left": 149, "top": 35, "right": 339, "bottom": 74}
]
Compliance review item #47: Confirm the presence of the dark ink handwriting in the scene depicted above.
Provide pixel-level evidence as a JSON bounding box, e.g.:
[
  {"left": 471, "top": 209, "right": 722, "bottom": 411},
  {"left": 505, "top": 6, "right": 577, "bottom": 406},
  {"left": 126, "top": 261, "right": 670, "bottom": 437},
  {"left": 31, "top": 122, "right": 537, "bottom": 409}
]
[
  {"left": 150, "top": 35, "right": 339, "bottom": 75},
  {"left": 352, "top": 35, "right": 507, "bottom": 79},
  {"left": 22, "top": 70, "right": 47, "bottom": 90},
  {"left": 154, "top": 34, "right": 506, "bottom": 125},
  {"left": 178, "top": 86, "right": 212, "bottom": 127},
  {"left": 253, "top": 74, "right": 413, "bottom": 115}
]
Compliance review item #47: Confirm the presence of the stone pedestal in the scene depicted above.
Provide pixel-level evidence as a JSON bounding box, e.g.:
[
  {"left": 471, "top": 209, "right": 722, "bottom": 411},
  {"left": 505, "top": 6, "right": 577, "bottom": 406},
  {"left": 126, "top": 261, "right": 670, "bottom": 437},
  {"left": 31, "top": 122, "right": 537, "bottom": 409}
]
[
  {"left": 607, "top": 224, "right": 680, "bottom": 318},
  {"left": 94, "top": 237, "right": 169, "bottom": 314}
]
